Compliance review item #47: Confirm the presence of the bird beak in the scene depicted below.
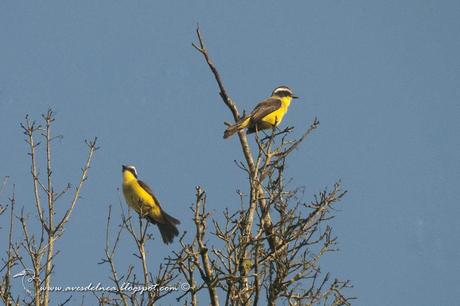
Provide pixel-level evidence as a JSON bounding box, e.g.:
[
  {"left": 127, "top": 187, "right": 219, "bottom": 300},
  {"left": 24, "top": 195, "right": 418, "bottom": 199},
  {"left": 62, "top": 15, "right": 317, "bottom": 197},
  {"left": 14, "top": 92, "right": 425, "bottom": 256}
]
[
  {"left": 122, "top": 165, "right": 127, "bottom": 171},
  {"left": 292, "top": 95, "right": 299, "bottom": 99}
]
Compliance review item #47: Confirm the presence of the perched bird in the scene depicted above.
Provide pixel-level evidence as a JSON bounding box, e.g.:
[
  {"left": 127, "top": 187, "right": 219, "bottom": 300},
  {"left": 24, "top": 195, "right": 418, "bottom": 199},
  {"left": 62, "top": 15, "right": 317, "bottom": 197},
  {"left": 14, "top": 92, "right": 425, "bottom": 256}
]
[
  {"left": 223, "top": 86, "right": 299, "bottom": 139},
  {"left": 121, "top": 165, "right": 180, "bottom": 244}
]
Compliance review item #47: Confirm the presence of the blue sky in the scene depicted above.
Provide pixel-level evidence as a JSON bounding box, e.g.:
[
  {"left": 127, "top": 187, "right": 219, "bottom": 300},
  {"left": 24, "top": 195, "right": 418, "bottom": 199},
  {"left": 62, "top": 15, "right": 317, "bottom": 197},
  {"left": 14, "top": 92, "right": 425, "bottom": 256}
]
[{"left": 1, "top": 1, "right": 459, "bottom": 305}]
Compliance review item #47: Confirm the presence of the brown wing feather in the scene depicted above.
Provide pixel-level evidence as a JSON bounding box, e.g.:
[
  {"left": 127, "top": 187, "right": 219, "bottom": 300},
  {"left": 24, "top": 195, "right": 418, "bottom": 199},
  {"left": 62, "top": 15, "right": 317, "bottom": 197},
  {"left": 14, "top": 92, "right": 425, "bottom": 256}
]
[
  {"left": 138, "top": 179, "right": 181, "bottom": 225},
  {"left": 137, "top": 179, "right": 180, "bottom": 244},
  {"left": 249, "top": 97, "right": 282, "bottom": 123},
  {"left": 137, "top": 180, "right": 161, "bottom": 207}
]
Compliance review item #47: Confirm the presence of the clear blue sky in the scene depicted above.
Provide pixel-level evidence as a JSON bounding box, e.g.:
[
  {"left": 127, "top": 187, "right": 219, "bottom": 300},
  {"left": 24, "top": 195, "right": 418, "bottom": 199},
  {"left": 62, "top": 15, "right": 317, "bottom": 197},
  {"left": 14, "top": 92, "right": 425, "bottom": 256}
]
[{"left": 1, "top": 1, "right": 459, "bottom": 305}]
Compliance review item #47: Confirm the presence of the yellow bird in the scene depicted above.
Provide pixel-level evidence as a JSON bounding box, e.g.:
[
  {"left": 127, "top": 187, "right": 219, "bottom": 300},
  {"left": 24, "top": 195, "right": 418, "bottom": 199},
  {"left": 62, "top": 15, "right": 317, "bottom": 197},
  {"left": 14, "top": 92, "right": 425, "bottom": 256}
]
[
  {"left": 223, "top": 86, "right": 299, "bottom": 139},
  {"left": 121, "top": 165, "right": 180, "bottom": 244}
]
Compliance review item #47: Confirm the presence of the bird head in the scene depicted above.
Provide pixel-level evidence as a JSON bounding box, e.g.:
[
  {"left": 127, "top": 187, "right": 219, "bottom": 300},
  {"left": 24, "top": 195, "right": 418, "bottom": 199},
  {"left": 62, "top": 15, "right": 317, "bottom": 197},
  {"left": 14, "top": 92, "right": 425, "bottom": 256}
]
[
  {"left": 271, "top": 86, "right": 299, "bottom": 99},
  {"left": 122, "top": 164, "right": 138, "bottom": 178}
]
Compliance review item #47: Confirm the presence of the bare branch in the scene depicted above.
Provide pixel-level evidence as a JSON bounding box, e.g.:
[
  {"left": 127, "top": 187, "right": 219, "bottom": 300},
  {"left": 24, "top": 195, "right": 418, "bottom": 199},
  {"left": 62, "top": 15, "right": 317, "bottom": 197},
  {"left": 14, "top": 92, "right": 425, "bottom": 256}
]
[{"left": 55, "top": 137, "right": 98, "bottom": 234}]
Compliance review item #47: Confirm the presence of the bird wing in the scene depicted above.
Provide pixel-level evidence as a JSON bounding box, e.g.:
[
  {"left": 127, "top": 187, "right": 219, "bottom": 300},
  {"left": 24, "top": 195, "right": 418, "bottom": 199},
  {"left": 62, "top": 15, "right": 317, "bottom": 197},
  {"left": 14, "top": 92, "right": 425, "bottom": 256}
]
[
  {"left": 249, "top": 97, "right": 282, "bottom": 123},
  {"left": 138, "top": 179, "right": 162, "bottom": 209},
  {"left": 137, "top": 179, "right": 181, "bottom": 227}
]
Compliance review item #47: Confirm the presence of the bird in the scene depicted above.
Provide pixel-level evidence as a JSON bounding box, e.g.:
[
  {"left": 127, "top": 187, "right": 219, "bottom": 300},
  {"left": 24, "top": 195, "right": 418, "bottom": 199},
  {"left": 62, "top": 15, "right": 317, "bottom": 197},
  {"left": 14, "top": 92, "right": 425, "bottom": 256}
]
[
  {"left": 121, "top": 165, "right": 180, "bottom": 244},
  {"left": 223, "top": 85, "right": 299, "bottom": 139}
]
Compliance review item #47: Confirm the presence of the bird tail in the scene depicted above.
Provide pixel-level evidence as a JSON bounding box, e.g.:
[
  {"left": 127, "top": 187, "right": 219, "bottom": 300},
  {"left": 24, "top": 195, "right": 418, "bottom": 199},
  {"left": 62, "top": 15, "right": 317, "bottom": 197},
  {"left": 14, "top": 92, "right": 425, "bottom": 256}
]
[
  {"left": 223, "top": 117, "right": 251, "bottom": 139},
  {"left": 148, "top": 211, "right": 180, "bottom": 245}
]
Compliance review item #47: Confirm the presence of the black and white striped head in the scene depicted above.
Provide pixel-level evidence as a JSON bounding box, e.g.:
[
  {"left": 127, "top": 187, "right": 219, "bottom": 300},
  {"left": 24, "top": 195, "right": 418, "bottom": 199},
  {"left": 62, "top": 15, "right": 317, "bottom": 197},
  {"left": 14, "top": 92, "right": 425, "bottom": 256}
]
[
  {"left": 271, "top": 86, "right": 299, "bottom": 99},
  {"left": 122, "top": 164, "right": 138, "bottom": 178}
]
